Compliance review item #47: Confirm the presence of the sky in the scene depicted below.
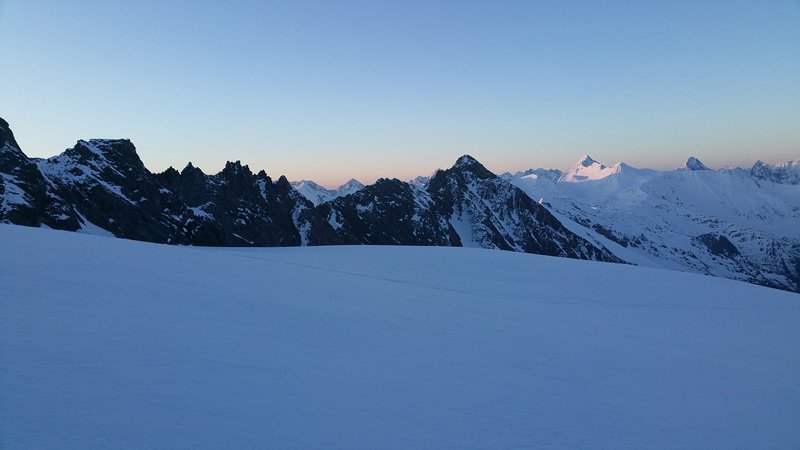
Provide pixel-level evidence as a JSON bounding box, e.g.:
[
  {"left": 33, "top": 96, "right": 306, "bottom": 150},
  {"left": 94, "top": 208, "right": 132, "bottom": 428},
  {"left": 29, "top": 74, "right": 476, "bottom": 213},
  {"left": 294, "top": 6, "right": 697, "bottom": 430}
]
[{"left": 1, "top": 0, "right": 798, "bottom": 187}]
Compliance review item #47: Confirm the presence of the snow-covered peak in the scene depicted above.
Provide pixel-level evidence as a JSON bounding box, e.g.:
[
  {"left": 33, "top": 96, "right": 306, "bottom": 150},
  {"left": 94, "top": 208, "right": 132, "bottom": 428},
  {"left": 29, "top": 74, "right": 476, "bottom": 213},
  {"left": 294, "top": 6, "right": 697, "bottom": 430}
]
[
  {"left": 290, "top": 180, "right": 328, "bottom": 206},
  {"left": 336, "top": 178, "right": 364, "bottom": 195},
  {"left": 291, "top": 178, "right": 365, "bottom": 206},
  {"left": 559, "top": 155, "right": 611, "bottom": 182},
  {"left": 685, "top": 157, "right": 711, "bottom": 171},
  {"left": 576, "top": 155, "right": 600, "bottom": 168}
]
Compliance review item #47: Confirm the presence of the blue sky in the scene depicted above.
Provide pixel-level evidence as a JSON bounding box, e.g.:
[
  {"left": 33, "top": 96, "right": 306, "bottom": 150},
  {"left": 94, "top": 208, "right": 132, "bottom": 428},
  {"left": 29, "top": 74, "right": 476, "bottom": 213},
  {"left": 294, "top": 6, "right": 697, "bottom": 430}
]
[{"left": 1, "top": 0, "right": 798, "bottom": 186}]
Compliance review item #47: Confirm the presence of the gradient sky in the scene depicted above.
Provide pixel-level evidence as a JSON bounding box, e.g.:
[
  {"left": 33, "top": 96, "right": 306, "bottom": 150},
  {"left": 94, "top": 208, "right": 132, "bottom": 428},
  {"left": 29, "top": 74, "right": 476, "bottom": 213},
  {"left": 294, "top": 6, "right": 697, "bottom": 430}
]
[{"left": 1, "top": 0, "right": 798, "bottom": 186}]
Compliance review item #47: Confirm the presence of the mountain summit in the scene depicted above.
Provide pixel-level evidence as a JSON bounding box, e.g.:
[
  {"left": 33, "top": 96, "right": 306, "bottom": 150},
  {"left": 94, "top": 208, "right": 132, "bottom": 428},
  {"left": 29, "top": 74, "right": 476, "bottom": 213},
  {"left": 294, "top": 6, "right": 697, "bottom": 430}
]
[
  {"left": 559, "top": 155, "right": 610, "bottom": 182},
  {"left": 685, "top": 156, "right": 711, "bottom": 171},
  {"left": 576, "top": 155, "right": 600, "bottom": 168}
]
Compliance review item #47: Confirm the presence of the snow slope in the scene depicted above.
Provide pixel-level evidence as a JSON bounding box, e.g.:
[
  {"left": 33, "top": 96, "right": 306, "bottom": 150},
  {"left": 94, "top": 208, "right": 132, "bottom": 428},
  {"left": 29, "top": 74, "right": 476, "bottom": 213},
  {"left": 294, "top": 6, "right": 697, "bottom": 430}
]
[{"left": 1, "top": 224, "right": 798, "bottom": 449}]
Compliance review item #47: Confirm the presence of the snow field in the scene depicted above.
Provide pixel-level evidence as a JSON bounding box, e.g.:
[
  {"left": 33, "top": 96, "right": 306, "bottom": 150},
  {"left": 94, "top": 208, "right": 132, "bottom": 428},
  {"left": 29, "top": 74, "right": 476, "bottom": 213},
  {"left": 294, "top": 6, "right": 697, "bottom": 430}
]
[{"left": 1, "top": 224, "right": 798, "bottom": 448}]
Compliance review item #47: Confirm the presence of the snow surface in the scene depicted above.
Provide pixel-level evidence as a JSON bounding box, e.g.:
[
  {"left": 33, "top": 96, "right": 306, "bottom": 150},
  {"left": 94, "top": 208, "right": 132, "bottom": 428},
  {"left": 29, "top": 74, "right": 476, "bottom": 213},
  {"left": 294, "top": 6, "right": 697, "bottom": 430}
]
[
  {"left": 74, "top": 212, "right": 115, "bottom": 237},
  {"left": 1, "top": 224, "right": 798, "bottom": 449},
  {"left": 448, "top": 211, "right": 479, "bottom": 248},
  {"left": 188, "top": 204, "right": 213, "bottom": 220}
]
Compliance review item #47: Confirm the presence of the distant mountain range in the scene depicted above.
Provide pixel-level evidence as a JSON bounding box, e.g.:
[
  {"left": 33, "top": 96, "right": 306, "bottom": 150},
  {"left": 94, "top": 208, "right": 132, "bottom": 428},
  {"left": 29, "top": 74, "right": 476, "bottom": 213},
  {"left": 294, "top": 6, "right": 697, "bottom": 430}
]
[
  {"left": 1, "top": 116, "right": 797, "bottom": 292},
  {"left": 290, "top": 179, "right": 364, "bottom": 206},
  {"left": 501, "top": 154, "right": 800, "bottom": 292}
]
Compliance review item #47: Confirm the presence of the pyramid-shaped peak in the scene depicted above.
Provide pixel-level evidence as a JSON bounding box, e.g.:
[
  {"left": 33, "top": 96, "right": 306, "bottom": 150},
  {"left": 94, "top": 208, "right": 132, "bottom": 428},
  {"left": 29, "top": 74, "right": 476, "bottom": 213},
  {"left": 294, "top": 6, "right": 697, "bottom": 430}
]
[
  {"left": 558, "top": 155, "right": 611, "bottom": 182},
  {"left": 450, "top": 154, "right": 495, "bottom": 179},
  {"left": 181, "top": 161, "right": 205, "bottom": 175},
  {"left": 339, "top": 178, "right": 364, "bottom": 188},
  {"left": 576, "top": 155, "right": 601, "bottom": 168},
  {"left": 454, "top": 154, "right": 481, "bottom": 168},
  {"left": 686, "top": 156, "right": 711, "bottom": 171},
  {"left": 337, "top": 178, "right": 364, "bottom": 192}
]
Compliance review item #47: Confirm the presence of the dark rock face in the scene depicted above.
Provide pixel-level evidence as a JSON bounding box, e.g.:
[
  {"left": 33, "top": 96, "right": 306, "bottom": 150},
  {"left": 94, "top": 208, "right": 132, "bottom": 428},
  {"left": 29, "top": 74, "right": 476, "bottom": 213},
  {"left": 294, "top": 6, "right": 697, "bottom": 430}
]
[
  {"left": 317, "top": 178, "right": 458, "bottom": 246},
  {"left": 0, "top": 117, "right": 622, "bottom": 266},
  {"left": 0, "top": 118, "right": 78, "bottom": 230},
  {"left": 686, "top": 157, "right": 711, "bottom": 171},
  {"left": 1, "top": 118, "right": 335, "bottom": 246},
  {"left": 37, "top": 139, "right": 179, "bottom": 243},
  {"left": 695, "top": 233, "right": 741, "bottom": 258}
]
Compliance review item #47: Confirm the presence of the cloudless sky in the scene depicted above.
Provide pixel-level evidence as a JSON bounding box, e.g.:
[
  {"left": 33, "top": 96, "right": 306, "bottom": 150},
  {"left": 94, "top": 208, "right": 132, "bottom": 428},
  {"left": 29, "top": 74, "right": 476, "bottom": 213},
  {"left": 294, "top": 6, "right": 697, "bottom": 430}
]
[{"left": 1, "top": 0, "right": 798, "bottom": 186}]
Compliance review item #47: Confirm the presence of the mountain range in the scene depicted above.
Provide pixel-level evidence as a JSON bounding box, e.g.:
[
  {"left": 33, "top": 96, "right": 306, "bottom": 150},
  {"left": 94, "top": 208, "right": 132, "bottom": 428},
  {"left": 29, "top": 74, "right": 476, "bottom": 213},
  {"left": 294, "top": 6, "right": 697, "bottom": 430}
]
[
  {"left": 502, "top": 154, "right": 800, "bottom": 292},
  {"left": 0, "top": 117, "right": 618, "bottom": 262},
  {"left": 1, "top": 116, "right": 797, "bottom": 292}
]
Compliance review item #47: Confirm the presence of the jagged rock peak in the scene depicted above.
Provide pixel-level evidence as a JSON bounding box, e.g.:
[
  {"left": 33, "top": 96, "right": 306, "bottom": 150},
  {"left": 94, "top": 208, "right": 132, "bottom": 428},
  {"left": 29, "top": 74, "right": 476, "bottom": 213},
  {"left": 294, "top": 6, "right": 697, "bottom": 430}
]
[
  {"left": 224, "top": 160, "right": 247, "bottom": 171},
  {"left": 181, "top": 162, "right": 205, "bottom": 176},
  {"left": 161, "top": 166, "right": 180, "bottom": 177},
  {"left": 221, "top": 160, "right": 253, "bottom": 179},
  {"left": 686, "top": 156, "right": 711, "bottom": 171}
]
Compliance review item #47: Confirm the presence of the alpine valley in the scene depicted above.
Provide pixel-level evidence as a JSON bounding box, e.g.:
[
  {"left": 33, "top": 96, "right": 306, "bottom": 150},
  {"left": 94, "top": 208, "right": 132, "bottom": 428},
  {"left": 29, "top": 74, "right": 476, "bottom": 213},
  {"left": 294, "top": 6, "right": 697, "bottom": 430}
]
[{"left": 1, "top": 117, "right": 798, "bottom": 292}]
